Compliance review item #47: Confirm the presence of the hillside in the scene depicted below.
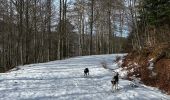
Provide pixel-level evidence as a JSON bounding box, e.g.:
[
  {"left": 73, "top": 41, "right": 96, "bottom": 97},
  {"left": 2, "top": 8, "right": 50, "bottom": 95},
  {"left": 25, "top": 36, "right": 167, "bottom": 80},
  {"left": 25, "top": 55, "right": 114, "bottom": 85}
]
[{"left": 121, "top": 43, "right": 170, "bottom": 95}]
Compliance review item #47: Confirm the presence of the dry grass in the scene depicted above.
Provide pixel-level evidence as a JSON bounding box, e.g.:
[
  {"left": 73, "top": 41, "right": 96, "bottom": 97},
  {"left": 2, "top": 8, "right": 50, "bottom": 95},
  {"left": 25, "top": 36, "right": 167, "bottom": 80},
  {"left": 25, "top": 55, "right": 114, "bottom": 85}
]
[
  {"left": 122, "top": 44, "right": 170, "bottom": 94},
  {"left": 114, "top": 56, "right": 121, "bottom": 63},
  {"left": 101, "top": 61, "right": 108, "bottom": 69}
]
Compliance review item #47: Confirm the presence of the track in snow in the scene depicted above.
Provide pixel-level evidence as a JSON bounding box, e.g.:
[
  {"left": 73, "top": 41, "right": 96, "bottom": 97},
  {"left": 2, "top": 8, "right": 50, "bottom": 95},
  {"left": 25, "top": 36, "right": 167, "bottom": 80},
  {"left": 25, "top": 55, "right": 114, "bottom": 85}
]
[{"left": 0, "top": 54, "right": 169, "bottom": 100}]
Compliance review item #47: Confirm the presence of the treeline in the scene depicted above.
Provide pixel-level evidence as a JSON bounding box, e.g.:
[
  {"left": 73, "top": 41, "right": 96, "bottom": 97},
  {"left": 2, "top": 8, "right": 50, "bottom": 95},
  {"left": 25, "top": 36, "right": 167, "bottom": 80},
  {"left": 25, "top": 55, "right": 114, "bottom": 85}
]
[
  {"left": 124, "top": 0, "right": 170, "bottom": 51},
  {"left": 122, "top": 0, "right": 170, "bottom": 94},
  {"left": 0, "top": 0, "right": 56, "bottom": 72},
  {"left": 0, "top": 0, "right": 127, "bottom": 72}
]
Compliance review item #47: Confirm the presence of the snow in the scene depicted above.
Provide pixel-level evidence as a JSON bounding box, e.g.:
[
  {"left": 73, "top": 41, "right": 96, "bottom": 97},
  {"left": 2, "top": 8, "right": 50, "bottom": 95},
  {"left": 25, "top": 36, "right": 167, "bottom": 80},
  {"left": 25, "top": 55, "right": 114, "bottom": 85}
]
[
  {"left": 148, "top": 61, "right": 154, "bottom": 70},
  {"left": 148, "top": 58, "right": 158, "bottom": 77},
  {"left": 148, "top": 58, "right": 154, "bottom": 70},
  {"left": 114, "top": 68, "right": 128, "bottom": 79},
  {"left": 0, "top": 54, "right": 169, "bottom": 100}
]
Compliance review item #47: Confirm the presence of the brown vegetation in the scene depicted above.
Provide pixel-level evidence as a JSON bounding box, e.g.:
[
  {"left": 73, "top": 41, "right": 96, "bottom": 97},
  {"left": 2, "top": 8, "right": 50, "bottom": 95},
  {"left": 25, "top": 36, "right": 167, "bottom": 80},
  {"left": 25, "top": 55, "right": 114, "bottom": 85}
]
[{"left": 122, "top": 43, "right": 170, "bottom": 94}]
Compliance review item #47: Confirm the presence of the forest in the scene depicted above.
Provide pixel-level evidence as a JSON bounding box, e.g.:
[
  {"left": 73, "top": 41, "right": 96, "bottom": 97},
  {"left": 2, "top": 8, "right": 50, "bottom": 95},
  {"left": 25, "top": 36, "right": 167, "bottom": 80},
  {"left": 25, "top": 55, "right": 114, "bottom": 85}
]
[
  {"left": 0, "top": 0, "right": 170, "bottom": 81},
  {"left": 0, "top": 0, "right": 170, "bottom": 96},
  {"left": 0, "top": 0, "right": 128, "bottom": 72}
]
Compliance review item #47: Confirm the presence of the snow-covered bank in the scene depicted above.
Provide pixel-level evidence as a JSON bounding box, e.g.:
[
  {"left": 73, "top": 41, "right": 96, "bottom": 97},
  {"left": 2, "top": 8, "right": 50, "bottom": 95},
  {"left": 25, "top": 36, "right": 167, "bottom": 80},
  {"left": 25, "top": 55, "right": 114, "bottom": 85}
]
[{"left": 0, "top": 54, "right": 169, "bottom": 100}]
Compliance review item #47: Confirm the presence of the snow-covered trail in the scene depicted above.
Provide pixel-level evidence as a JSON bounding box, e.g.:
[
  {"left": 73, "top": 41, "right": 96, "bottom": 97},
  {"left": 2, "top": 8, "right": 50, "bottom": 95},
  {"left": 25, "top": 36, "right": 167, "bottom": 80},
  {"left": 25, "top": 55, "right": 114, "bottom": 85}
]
[{"left": 0, "top": 54, "right": 169, "bottom": 100}]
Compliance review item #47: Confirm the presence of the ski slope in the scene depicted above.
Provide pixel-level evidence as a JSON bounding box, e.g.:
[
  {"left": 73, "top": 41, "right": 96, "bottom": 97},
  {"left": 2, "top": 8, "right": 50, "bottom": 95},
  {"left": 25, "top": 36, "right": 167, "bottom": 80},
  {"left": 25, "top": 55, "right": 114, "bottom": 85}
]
[{"left": 0, "top": 54, "right": 169, "bottom": 100}]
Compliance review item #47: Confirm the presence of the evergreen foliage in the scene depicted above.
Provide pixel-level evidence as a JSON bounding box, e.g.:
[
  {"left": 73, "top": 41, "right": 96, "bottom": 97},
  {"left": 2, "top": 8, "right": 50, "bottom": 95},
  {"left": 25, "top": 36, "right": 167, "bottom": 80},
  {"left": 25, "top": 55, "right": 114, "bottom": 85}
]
[{"left": 142, "top": 0, "right": 170, "bottom": 26}]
